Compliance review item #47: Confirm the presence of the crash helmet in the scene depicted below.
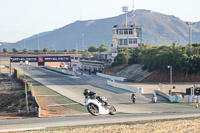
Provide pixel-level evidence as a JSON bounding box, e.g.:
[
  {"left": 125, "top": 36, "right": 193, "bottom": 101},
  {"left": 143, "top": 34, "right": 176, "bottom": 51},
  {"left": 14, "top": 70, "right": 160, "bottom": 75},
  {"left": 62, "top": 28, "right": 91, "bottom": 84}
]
[{"left": 83, "top": 89, "right": 89, "bottom": 96}]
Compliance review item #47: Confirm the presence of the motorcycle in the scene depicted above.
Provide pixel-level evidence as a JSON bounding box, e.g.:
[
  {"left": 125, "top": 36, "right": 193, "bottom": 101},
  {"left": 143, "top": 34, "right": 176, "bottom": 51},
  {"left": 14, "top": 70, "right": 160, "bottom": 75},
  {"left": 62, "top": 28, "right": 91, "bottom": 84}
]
[
  {"left": 84, "top": 96, "right": 116, "bottom": 116},
  {"left": 152, "top": 94, "right": 157, "bottom": 103},
  {"left": 131, "top": 95, "right": 136, "bottom": 103}
]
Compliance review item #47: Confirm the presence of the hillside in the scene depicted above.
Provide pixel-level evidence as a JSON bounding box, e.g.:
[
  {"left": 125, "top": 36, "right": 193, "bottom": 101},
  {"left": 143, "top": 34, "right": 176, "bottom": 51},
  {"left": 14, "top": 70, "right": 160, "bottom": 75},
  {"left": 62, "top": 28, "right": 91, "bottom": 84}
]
[
  {"left": 3, "top": 9, "right": 200, "bottom": 51},
  {"left": 0, "top": 42, "right": 13, "bottom": 46},
  {"left": 140, "top": 69, "right": 200, "bottom": 83},
  {"left": 116, "top": 64, "right": 151, "bottom": 82},
  {"left": 104, "top": 64, "right": 200, "bottom": 82}
]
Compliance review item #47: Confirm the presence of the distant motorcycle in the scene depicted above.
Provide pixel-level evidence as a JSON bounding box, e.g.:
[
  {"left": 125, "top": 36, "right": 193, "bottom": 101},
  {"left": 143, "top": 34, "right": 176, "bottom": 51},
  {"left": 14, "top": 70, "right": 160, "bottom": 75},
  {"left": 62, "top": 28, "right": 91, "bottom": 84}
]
[
  {"left": 131, "top": 94, "right": 136, "bottom": 103},
  {"left": 131, "top": 96, "right": 136, "bottom": 103},
  {"left": 84, "top": 96, "right": 116, "bottom": 116},
  {"left": 152, "top": 94, "right": 157, "bottom": 103}
]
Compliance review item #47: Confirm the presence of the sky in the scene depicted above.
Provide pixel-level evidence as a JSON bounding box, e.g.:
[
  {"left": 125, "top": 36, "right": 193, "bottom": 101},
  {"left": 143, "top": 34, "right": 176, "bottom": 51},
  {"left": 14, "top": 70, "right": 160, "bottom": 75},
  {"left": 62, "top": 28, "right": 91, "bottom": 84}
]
[{"left": 0, "top": 0, "right": 200, "bottom": 43}]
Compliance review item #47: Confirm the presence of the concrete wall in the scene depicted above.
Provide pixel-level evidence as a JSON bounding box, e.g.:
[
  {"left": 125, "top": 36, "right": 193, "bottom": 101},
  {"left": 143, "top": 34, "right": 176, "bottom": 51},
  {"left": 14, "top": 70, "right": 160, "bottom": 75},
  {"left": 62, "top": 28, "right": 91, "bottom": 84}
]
[
  {"left": 44, "top": 66, "right": 77, "bottom": 76},
  {"left": 97, "top": 72, "right": 126, "bottom": 81},
  {"left": 107, "top": 80, "right": 143, "bottom": 93},
  {"left": 157, "top": 90, "right": 170, "bottom": 100}
]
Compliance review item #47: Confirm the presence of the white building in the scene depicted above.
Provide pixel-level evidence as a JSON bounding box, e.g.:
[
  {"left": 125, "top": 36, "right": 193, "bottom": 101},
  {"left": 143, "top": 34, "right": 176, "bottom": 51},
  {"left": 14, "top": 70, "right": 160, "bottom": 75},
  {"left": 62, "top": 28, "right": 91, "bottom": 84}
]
[{"left": 111, "top": 6, "right": 143, "bottom": 59}]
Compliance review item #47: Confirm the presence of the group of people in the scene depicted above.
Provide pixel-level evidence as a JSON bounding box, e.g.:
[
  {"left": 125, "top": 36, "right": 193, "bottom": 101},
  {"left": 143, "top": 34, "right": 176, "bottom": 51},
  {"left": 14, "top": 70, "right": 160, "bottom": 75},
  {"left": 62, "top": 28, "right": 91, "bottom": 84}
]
[{"left": 80, "top": 67, "right": 99, "bottom": 75}]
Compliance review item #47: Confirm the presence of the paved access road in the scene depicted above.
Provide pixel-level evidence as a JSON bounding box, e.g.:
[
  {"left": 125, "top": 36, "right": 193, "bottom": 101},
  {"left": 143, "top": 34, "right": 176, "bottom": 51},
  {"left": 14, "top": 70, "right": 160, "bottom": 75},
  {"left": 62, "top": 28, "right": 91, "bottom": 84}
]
[{"left": 1, "top": 65, "right": 200, "bottom": 131}]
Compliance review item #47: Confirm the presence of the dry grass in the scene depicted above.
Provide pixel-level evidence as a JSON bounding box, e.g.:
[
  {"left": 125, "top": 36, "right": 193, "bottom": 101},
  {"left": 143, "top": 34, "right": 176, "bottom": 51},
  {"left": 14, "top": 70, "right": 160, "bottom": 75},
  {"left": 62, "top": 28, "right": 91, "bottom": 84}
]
[{"left": 12, "top": 118, "right": 200, "bottom": 133}]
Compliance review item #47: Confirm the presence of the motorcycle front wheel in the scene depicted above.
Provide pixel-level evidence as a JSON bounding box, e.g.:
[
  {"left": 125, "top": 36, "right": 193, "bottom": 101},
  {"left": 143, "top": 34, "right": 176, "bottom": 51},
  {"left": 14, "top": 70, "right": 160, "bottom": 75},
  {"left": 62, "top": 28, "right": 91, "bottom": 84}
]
[
  {"left": 109, "top": 105, "right": 116, "bottom": 115},
  {"left": 87, "top": 103, "right": 99, "bottom": 116}
]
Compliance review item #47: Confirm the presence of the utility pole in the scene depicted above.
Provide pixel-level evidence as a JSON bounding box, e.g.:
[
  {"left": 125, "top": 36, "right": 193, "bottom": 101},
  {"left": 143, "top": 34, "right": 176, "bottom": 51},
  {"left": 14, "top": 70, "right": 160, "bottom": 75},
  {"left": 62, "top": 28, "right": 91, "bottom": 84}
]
[
  {"left": 122, "top": 6, "right": 128, "bottom": 28},
  {"left": 132, "top": 0, "right": 135, "bottom": 27},
  {"left": 52, "top": 44, "right": 55, "bottom": 51},
  {"left": 24, "top": 40, "right": 26, "bottom": 49},
  {"left": 38, "top": 34, "right": 40, "bottom": 51},
  {"left": 76, "top": 43, "right": 78, "bottom": 58},
  {"left": 186, "top": 22, "right": 195, "bottom": 49},
  {"left": 82, "top": 34, "right": 85, "bottom": 52},
  {"left": 168, "top": 65, "right": 173, "bottom": 85}
]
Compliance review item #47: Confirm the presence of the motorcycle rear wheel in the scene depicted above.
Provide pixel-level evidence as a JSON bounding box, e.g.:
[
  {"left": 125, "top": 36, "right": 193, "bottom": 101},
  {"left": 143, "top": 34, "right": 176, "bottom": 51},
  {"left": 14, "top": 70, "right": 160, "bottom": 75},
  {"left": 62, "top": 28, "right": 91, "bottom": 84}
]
[
  {"left": 109, "top": 105, "right": 116, "bottom": 115},
  {"left": 87, "top": 103, "right": 99, "bottom": 116},
  {"left": 132, "top": 99, "right": 135, "bottom": 103}
]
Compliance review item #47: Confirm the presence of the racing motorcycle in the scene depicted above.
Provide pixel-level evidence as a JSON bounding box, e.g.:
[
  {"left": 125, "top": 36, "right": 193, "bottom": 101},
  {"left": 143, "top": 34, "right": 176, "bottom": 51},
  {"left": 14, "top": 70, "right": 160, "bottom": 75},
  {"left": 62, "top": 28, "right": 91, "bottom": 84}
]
[
  {"left": 131, "top": 94, "right": 136, "bottom": 103},
  {"left": 131, "top": 96, "right": 136, "bottom": 103},
  {"left": 84, "top": 96, "right": 116, "bottom": 116},
  {"left": 152, "top": 93, "right": 157, "bottom": 103}
]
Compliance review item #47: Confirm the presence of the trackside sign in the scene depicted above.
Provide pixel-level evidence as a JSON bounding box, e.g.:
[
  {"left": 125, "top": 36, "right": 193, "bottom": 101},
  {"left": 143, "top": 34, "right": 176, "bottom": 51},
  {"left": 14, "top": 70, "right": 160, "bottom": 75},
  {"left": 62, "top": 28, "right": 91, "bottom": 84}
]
[
  {"left": 10, "top": 57, "right": 38, "bottom": 62},
  {"left": 43, "top": 56, "right": 70, "bottom": 62},
  {"left": 10, "top": 56, "right": 71, "bottom": 62}
]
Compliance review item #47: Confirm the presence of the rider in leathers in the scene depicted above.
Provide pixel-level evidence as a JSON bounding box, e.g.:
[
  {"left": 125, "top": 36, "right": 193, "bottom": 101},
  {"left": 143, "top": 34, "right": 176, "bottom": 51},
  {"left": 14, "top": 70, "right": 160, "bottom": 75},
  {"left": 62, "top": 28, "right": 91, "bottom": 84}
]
[{"left": 83, "top": 89, "right": 108, "bottom": 106}]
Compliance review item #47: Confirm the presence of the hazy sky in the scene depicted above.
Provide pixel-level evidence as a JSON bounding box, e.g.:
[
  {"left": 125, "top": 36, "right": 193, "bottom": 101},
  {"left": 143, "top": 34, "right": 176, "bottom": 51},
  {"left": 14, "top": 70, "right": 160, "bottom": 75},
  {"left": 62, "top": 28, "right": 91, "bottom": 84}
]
[{"left": 0, "top": 0, "right": 199, "bottom": 43}]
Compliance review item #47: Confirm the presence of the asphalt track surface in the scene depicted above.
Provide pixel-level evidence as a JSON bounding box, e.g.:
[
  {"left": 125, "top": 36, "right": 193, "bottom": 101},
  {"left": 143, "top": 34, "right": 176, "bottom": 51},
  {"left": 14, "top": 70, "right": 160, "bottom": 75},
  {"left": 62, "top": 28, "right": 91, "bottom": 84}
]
[{"left": 1, "top": 65, "right": 200, "bottom": 131}]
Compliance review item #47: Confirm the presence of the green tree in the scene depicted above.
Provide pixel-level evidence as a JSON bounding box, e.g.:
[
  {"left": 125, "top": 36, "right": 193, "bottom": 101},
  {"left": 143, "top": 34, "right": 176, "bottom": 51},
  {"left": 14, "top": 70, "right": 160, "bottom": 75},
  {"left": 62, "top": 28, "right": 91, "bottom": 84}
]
[
  {"left": 88, "top": 45, "right": 99, "bottom": 52},
  {"left": 192, "top": 42, "right": 200, "bottom": 55},
  {"left": 34, "top": 49, "right": 39, "bottom": 53},
  {"left": 112, "top": 53, "right": 127, "bottom": 67},
  {"left": 192, "top": 42, "right": 200, "bottom": 47},
  {"left": 72, "top": 48, "right": 77, "bottom": 53},
  {"left": 128, "top": 47, "right": 142, "bottom": 65},
  {"left": 82, "top": 51, "right": 93, "bottom": 58},
  {"left": 43, "top": 47, "right": 50, "bottom": 54},
  {"left": 23, "top": 48, "right": 29, "bottom": 54},
  {"left": 99, "top": 44, "right": 110, "bottom": 52},
  {"left": 64, "top": 48, "right": 68, "bottom": 53},
  {"left": 3, "top": 47, "right": 8, "bottom": 53},
  {"left": 52, "top": 49, "right": 56, "bottom": 53},
  {"left": 12, "top": 48, "right": 19, "bottom": 53}
]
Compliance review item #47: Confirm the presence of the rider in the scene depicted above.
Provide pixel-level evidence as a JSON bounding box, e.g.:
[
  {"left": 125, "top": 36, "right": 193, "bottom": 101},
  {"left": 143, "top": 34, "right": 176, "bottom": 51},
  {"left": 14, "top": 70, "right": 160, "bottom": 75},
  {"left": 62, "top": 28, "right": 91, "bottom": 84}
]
[
  {"left": 131, "top": 93, "right": 136, "bottom": 99},
  {"left": 152, "top": 93, "right": 157, "bottom": 103},
  {"left": 83, "top": 89, "right": 108, "bottom": 106},
  {"left": 83, "top": 89, "right": 96, "bottom": 99}
]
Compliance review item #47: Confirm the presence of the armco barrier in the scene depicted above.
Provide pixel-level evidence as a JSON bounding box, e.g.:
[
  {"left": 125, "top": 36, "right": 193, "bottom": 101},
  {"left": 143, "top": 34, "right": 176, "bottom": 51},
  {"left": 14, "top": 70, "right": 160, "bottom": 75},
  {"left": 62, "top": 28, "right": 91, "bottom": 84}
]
[
  {"left": 97, "top": 72, "right": 126, "bottom": 81},
  {"left": 107, "top": 80, "right": 143, "bottom": 93}
]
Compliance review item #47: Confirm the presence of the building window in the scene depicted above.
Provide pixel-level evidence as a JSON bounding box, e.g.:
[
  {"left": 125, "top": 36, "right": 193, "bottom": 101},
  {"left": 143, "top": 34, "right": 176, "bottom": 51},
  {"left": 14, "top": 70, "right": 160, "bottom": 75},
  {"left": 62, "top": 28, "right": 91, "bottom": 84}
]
[
  {"left": 124, "top": 29, "right": 128, "bottom": 34},
  {"left": 119, "top": 30, "right": 124, "bottom": 34},
  {"left": 129, "top": 29, "right": 133, "bottom": 35},
  {"left": 134, "top": 38, "right": 137, "bottom": 44},
  {"left": 119, "top": 39, "right": 123, "bottom": 45},
  {"left": 124, "top": 39, "right": 128, "bottom": 45},
  {"left": 129, "top": 38, "right": 133, "bottom": 44}
]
